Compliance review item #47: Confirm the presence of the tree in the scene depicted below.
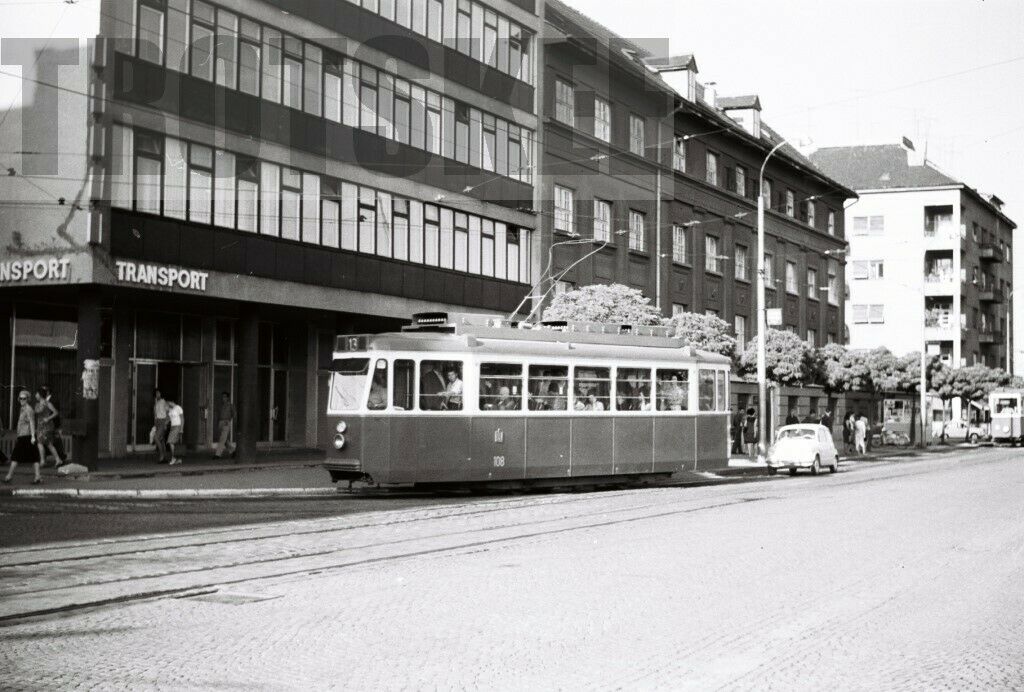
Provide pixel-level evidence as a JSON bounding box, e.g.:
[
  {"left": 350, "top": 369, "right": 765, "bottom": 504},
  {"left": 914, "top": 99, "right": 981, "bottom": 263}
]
[
  {"left": 664, "top": 312, "right": 737, "bottom": 359},
  {"left": 542, "top": 283, "right": 662, "bottom": 326},
  {"left": 739, "top": 329, "right": 810, "bottom": 385},
  {"left": 928, "top": 362, "right": 1010, "bottom": 441},
  {"left": 865, "top": 347, "right": 919, "bottom": 395}
]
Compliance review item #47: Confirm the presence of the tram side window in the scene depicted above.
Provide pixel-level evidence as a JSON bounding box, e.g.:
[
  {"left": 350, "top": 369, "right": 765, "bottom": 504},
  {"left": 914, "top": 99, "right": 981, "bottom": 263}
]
[
  {"left": 716, "top": 371, "right": 728, "bottom": 412},
  {"left": 479, "top": 363, "right": 523, "bottom": 411},
  {"left": 656, "top": 369, "right": 689, "bottom": 411},
  {"left": 393, "top": 359, "right": 415, "bottom": 410},
  {"left": 616, "top": 368, "right": 652, "bottom": 411},
  {"left": 698, "top": 369, "right": 716, "bottom": 411},
  {"left": 573, "top": 367, "right": 610, "bottom": 411},
  {"left": 328, "top": 358, "right": 369, "bottom": 413},
  {"left": 528, "top": 365, "right": 568, "bottom": 411},
  {"left": 420, "top": 360, "right": 463, "bottom": 410}
]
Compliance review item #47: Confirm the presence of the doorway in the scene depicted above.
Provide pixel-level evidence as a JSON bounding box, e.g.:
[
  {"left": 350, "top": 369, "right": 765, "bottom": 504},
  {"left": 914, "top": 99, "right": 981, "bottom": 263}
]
[
  {"left": 259, "top": 367, "right": 288, "bottom": 444},
  {"left": 128, "top": 361, "right": 181, "bottom": 452}
]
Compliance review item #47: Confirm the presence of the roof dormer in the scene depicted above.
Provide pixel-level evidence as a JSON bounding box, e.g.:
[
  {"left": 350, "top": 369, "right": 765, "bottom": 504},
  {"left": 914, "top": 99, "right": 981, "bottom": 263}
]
[
  {"left": 718, "top": 95, "right": 762, "bottom": 138},
  {"left": 643, "top": 54, "right": 699, "bottom": 102}
]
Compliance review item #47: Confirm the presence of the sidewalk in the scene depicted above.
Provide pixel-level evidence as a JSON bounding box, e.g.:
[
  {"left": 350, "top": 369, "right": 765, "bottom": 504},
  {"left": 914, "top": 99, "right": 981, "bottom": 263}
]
[{"left": 718, "top": 443, "right": 974, "bottom": 477}]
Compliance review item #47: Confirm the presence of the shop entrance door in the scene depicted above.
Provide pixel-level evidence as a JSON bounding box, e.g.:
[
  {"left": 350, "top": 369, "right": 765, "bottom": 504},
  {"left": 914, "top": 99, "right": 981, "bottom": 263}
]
[
  {"left": 258, "top": 367, "right": 288, "bottom": 445},
  {"left": 129, "top": 361, "right": 181, "bottom": 452}
]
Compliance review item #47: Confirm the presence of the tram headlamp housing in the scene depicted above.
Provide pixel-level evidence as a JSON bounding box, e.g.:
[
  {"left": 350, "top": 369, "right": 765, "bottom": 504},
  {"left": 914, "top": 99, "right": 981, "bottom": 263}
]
[
  {"left": 333, "top": 434, "right": 346, "bottom": 450},
  {"left": 336, "top": 421, "right": 348, "bottom": 434}
]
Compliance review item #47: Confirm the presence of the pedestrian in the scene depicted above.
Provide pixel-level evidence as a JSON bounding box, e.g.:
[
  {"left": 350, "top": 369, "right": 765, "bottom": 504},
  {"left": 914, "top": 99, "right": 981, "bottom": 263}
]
[
  {"left": 854, "top": 413, "right": 868, "bottom": 455},
  {"left": 786, "top": 409, "right": 799, "bottom": 426},
  {"left": 153, "top": 389, "right": 170, "bottom": 464},
  {"left": 743, "top": 406, "right": 759, "bottom": 461},
  {"left": 820, "top": 408, "right": 833, "bottom": 430},
  {"left": 166, "top": 396, "right": 184, "bottom": 466},
  {"left": 43, "top": 386, "right": 68, "bottom": 465},
  {"left": 731, "top": 407, "right": 745, "bottom": 455},
  {"left": 214, "top": 391, "right": 237, "bottom": 459},
  {"left": 34, "top": 388, "right": 63, "bottom": 469},
  {"left": 3, "top": 389, "right": 41, "bottom": 485},
  {"left": 843, "top": 412, "right": 855, "bottom": 454}
]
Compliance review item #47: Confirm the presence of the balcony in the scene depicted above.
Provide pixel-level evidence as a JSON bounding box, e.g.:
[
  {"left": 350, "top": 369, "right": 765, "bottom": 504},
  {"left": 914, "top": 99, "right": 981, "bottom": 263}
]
[
  {"left": 979, "top": 244, "right": 1004, "bottom": 262},
  {"left": 979, "top": 288, "right": 1005, "bottom": 303},
  {"left": 978, "top": 330, "right": 1003, "bottom": 345},
  {"left": 923, "top": 272, "right": 957, "bottom": 296}
]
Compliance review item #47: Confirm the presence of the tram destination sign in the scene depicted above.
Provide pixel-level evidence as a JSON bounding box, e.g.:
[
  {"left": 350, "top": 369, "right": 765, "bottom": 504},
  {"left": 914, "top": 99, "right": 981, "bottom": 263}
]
[{"left": 115, "top": 260, "right": 209, "bottom": 292}]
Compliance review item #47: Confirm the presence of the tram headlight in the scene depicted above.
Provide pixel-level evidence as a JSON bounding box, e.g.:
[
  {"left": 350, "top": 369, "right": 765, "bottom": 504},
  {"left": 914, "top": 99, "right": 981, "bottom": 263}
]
[
  {"left": 1002, "top": 425, "right": 1010, "bottom": 433},
  {"left": 336, "top": 421, "right": 348, "bottom": 434},
  {"left": 333, "top": 434, "right": 346, "bottom": 450}
]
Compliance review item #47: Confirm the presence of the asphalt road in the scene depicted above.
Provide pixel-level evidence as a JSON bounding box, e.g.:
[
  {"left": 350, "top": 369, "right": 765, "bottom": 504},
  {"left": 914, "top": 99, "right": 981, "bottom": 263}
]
[{"left": 2, "top": 446, "right": 1022, "bottom": 689}]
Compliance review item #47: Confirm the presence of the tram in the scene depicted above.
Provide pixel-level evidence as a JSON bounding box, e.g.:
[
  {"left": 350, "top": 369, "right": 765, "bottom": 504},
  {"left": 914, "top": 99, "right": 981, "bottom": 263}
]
[
  {"left": 322, "top": 312, "right": 731, "bottom": 488},
  {"left": 989, "top": 388, "right": 1024, "bottom": 445}
]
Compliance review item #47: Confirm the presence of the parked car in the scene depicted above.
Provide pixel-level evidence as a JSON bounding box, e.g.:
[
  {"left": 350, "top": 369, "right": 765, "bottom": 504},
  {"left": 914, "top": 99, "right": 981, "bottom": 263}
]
[
  {"left": 930, "top": 419, "right": 990, "bottom": 444},
  {"left": 766, "top": 424, "right": 840, "bottom": 476}
]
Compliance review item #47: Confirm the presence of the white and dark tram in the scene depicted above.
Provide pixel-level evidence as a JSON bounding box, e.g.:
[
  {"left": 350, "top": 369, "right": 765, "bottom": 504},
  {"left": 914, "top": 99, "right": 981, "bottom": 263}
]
[
  {"left": 990, "top": 388, "right": 1024, "bottom": 445},
  {"left": 322, "top": 312, "right": 731, "bottom": 488}
]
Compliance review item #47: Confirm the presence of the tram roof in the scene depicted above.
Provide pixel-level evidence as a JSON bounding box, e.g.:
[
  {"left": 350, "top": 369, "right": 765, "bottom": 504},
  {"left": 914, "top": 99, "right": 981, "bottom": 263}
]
[{"left": 336, "top": 330, "right": 731, "bottom": 365}]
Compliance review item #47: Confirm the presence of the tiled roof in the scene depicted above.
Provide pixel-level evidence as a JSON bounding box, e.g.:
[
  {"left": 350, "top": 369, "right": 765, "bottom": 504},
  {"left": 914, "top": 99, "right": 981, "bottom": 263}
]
[
  {"left": 643, "top": 54, "right": 698, "bottom": 73},
  {"left": 717, "top": 95, "right": 760, "bottom": 110},
  {"left": 809, "top": 144, "right": 958, "bottom": 190}
]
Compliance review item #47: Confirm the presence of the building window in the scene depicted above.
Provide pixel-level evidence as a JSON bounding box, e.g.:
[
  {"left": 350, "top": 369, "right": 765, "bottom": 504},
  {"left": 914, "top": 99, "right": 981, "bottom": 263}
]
[
  {"left": 705, "top": 235, "right": 721, "bottom": 273},
  {"left": 238, "top": 20, "right": 262, "bottom": 96},
  {"left": 764, "top": 253, "right": 775, "bottom": 283},
  {"left": 734, "top": 315, "right": 747, "bottom": 349},
  {"left": 553, "top": 185, "right": 574, "bottom": 235},
  {"left": 853, "top": 304, "right": 885, "bottom": 324},
  {"left": 555, "top": 79, "right": 574, "bottom": 126},
  {"left": 594, "top": 97, "right": 611, "bottom": 142},
  {"left": 629, "top": 210, "right": 646, "bottom": 252},
  {"left": 785, "top": 261, "right": 798, "bottom": 294},
  {"left": 672, "top": 224, "right": 688, "bottom": 264},
  {"left": 762, "top": 178, "right": 772, "bottom": 204},
  {"left": 735, "top": 166, "right": 746, "bottom": 197},
  {"left": 134, "top": 131, "right": 163, "bottom": 215},
  {"left": 137, "top": 0, "right": 166, "bottom": 65},
  {"left": 806, "top": 201, "right": 816, "bottom": 228},
  {"left": 852, "top": 215, "right": 885, "bottom": 236},
  {"left": 187, "top": 143, "right": 213, "bottom": 225},
  {"left": 806, "top": 328, "right": 817, "bottom": 345},
  {"left": 673, "top": 136, "right": 686, "bottom": 172},
  {"left": 827, "top": 259, "right": 839, "bottom": 305},
  {"left": 629, "top": 115, "right": 645, "bottom": 156},
  {"left": 851, "top": 260, "right": 884, "bottom": 279},
  {"left": 827, "top": 211, "right": 836, "bottom": 236},
  {"left": 706, "top": 152, "right": 718, "bottom": 185},
  {"left": 785, "top": 190, "right": 795, "bottom": 217},
  {"left": 673, "top": 304, "right": 687, "bottom": 316},
  {"left": 807, "top": 268, "right": 818, "bottom": 299},
  {"left": 190, "top": 1, "right": 216, "bottom": 81},
  {"left": 593, "top": 199, "right": 611, "bottom": 242},
  {"left": 735, "top": 245, "right": 748, "bottom": 280}
]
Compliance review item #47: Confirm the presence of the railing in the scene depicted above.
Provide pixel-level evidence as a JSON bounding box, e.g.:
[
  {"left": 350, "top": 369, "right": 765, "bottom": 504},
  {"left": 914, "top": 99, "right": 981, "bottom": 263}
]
[
  {"left": 979, "top": 288, "right": 1005, "bottom": 303},
  {"left": 978, "top": 330, "right": 1003, "bottom": 344},
  {"left": 979, "top": 244, "right": 1004, "bottom": 262},
  {"left": 924, "top": 272, "right": 955, "bottom": 283}
]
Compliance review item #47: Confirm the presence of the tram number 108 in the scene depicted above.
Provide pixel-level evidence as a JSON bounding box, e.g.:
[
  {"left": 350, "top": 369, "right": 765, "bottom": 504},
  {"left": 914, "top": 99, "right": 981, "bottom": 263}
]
[{"left": 493, "top": 456, "right": 506, "bottom": 468}]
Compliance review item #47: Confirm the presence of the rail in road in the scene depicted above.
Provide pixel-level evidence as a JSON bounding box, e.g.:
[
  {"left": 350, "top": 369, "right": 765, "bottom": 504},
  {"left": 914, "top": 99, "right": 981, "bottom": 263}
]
[{"left": 0, "top": 449, "right": 1006, "bottom": 625}]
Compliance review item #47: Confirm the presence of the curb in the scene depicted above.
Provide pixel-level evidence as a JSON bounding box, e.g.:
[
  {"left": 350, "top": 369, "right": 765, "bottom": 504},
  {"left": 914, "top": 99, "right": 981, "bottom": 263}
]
[
  {"left": 81, "top": 461, "right": 324, "bottom": 481},
  {"left": 0, "top": 487, "right": 340, "bottom": 499}
]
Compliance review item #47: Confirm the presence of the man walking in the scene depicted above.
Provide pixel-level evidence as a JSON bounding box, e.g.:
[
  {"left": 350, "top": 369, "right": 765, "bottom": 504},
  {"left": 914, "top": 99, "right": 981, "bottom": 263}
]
[
  {"left": 153, "top": 389, "right": 170, "bottom": 463},
  {"left": 214, "top": 391, "right": 237, "bottom": 459},
  {"left": 166, "top": 396, "right": 184, "bottom": 466}
]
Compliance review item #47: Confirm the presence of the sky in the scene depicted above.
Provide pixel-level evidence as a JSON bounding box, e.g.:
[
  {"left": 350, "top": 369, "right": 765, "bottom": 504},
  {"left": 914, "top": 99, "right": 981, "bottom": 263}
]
[{"left": 561, "top": 0, "right": 1024, "bottom": 217}]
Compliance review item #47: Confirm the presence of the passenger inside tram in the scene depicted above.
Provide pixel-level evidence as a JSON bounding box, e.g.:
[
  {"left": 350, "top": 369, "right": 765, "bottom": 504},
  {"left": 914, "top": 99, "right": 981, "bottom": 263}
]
[
  {"left": 367, "top": 362, "right": 388, "bottom": 411},
  {"left": 419, "top": 361, "right": 463, "bottom": 411},
  {"left": 656, "top": 370, "right": 689, "bottom": 411}
]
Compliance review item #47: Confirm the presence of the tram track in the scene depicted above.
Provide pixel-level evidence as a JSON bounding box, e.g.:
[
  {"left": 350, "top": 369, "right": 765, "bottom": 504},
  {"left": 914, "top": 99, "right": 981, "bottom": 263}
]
[{"left": 0, "top": 448, "right": 1005, "bottom": 626}]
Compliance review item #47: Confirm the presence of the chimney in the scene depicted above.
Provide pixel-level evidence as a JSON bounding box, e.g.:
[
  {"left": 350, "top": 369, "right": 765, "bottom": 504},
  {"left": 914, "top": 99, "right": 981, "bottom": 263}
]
[
  {"left": 702, "top": 81, "right": 717, "bottom": 109},
  {"left": 902, "top": 136, "right": 926, "bottom": 166}
]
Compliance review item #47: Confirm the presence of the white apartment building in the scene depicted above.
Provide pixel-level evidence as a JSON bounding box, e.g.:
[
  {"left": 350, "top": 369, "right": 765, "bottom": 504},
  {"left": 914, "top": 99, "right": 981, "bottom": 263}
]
[{"left": 812, "top": 141, "right": 1016, "bottom": 373}]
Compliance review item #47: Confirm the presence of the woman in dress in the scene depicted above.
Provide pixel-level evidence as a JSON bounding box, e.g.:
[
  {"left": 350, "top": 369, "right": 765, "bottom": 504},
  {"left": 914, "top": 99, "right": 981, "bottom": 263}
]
[
  {"left": 854, "top": 413, "right": 868, "bottom": 455},
  {"left": 3, "top": 389, "right": 41, "bottom": 484},
  {"left": 35, "top": 387, "right": 63, "bottom": 467},
  {"left": 743, "top": 407, "right": 759, "bottom": 460},
  {"left": 842, "top": 412, "right": 854, "bottom": 454}
]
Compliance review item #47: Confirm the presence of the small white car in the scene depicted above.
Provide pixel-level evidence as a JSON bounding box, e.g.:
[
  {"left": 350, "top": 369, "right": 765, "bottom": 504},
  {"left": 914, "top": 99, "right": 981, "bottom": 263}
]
[{"left": 766, "top": 424, "right": 840, "bottom": 476}]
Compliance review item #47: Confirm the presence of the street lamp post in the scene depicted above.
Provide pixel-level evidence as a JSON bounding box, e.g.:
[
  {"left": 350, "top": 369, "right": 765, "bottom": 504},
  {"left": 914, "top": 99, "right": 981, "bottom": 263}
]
[{"left": 757, "top": 140, "right": 788, "bottom": 459}]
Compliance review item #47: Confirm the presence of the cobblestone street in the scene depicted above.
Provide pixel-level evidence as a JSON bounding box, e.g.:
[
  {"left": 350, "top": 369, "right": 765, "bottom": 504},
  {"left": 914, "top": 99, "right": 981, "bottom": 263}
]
[{"left": 2, "top": 449, "right": 1023, "bottom": 690}]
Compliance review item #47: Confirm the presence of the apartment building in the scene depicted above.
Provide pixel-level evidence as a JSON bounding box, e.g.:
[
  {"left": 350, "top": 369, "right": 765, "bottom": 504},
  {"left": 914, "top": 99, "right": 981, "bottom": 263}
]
[
  {"left": 0, "top": 0, "right": 541, "bottom": 466},
  {"left": 811, "top": 142, "right": 1017, "bottom": 372},
  {"left": 540, "top": 0, "right": 854, "bottom": 353}
]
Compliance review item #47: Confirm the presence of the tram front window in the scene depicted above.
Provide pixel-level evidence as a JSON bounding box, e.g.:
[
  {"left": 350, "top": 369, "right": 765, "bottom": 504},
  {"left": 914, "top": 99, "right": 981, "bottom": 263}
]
[
  {"left": 656, "top": 369, "right": 690, "bottom": 411},
  {"left": 367, "top": 359, "right": 388, "bottom": 411},
  {"left": 480, "top": 363, "right": 523, "bottom": 411},
  {"left": 420, "top": 360, "right": 463, "bottom": 410},
  {"left": 328, "top": 358, "right": 369, "bottom": 412},
  {"left": 529, "top": 365, "right": 568, "bottom": 410},
  {"left": 616, "top": 368, "right": 652, "bottom": 411},
  {"left": 573, "top": 367, "right": 610, "bottom": 411},
  {"left": 995, "top": 397, "right": 1018, "bottom": 414},
  {"left": 698, "top": 369, "right": 717, "bottom": 411}
]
